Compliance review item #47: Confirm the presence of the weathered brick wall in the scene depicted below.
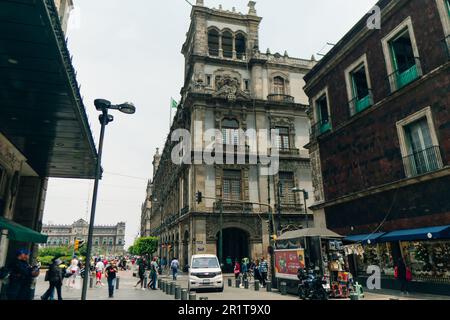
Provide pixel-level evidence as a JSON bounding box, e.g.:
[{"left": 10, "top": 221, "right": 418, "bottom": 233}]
[
  {"left": 325, "top": 176, "right": 450, "bottom": 235},
  {"left": 305, "top": 0, "right": 450, "bottom": 201}
]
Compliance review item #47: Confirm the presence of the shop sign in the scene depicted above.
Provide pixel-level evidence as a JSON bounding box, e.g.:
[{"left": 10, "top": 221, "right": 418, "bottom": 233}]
[{"left": 274, "top": 249, "right": 305, "bottom": 280}]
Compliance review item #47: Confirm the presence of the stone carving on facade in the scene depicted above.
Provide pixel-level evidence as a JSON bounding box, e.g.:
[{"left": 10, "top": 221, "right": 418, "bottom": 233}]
[
  {"left": 212, "top": 69, "right": 251, "bottom": 102},
  {"left": 205, "top": 215, "right": 262, "bottom": 242}
]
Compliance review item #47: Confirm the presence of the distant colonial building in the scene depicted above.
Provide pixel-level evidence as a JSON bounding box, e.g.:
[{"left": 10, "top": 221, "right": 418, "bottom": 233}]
[
  {"left": 144, "top": 1, "right": 316, "bottom": 269},
  {"left": 42, "top": 219, "right": 126, "bottom": 256}
]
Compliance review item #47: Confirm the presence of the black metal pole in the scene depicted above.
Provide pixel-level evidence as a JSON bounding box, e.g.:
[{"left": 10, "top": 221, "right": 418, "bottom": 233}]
[
  {"left": 219, "top": 201, "right": 223, "bottom": 265},
  {"left": 276, "top": 182, "right": 282, "bottom": 234},
  {"left": 303, "top": 191, "right": 309, "bottom": 228},
  {"left": 81, "top": 109, "right": 108, "bottom": 301}
]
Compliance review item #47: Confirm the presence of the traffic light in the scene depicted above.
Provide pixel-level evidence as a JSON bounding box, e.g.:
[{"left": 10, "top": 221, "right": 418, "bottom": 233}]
[
  {"left": 195, "top": 191, "right": 202, "bottom": 204},
  {"left": 74, "top": 239, "right": 85, "bottom": 251},
  {"left": 303, "top": 191, "right": 309, "bottom": 200}
]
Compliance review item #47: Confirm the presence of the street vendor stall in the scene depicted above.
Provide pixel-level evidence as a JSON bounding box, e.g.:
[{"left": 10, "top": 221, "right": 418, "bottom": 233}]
[{"left": 275, "top": 228, "right": 351, "bottom": 297}]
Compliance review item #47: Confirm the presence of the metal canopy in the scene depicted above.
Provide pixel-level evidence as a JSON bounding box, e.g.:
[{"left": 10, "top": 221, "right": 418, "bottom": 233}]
[
  {"left": 0, "top": 0, "right": 97, "bottom": 179},
  {"left": 278, "top": 228, "right": 344, "bottom": 240}
]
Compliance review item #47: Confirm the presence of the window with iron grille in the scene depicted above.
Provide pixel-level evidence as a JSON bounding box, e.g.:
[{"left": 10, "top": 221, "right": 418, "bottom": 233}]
[
  {"left": 223, "top": 170, "right": 241, "bottom": 201},
  {"left": 276, "top": 127, "right": 290, "bottom": 150},
  {"left": 222, "top": 118, "right": 240, "bottom": 145},
  {"left": 279, "top": 172, "right": 295, "bottom": 205}
]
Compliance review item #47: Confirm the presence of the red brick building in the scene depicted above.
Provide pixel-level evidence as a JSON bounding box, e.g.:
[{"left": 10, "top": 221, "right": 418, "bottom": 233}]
[{"left": 304, "top": 0, "right": 450, "bottom": 294}]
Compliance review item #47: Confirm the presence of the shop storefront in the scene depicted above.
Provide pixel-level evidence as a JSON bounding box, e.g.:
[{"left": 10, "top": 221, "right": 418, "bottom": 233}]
[
  {"left": 275, "top": 228, "right": 352, "bottom": 297},
  {"left": 345, "top": 225, "right": 450, "bottom": 295}
]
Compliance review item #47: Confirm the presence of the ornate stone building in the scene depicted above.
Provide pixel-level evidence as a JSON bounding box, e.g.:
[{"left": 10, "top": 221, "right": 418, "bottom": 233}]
[
  {"left": 146, "top": 1, "right": 316, "bottom": 269},
  {"left": 42, "top": 219, "right": 126, "bottom": 256}
]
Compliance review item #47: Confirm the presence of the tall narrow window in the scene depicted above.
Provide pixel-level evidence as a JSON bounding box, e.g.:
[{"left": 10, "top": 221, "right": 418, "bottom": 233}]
[
  {"left": 223, "top": 170, "right": 241, "bottom": 201},
  {"left": 315, "top": 94, "right": 331, "bottom": 134},
  {"left": 349, "top": 64, "right": 372, "bottom": 114},
  {"left": 222, "top": 31, "right": 233, "bottom": 58},
  {"left": 403, "top": 118, "right": 441, "bottom": 176},
  {"left": 273, "top": 76, "right": 286, "bottom": 95},
  {"left": 208, "top": 29, "right": 220, "bottom": 56},
  {"left": 235, "top": 33, "right": 246, "bottom": 60},
  {"left": 222, "top": 118, "right": 240, "bottom": 145},
  {"left": 276, "top": 127, "right": 290, "bottom": 151},
  {"left": 279, "top": 172, "right": 295, "bottom": 205},
  {"left": 244, "top": 79, "right": 250, "bottom": 91},
  {"left": 389, "top": 29, "right": 419, "bottom": 89}
]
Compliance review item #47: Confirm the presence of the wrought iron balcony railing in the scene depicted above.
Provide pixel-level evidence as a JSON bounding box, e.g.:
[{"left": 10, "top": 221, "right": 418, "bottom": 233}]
[
  {"left": 267, "top": 94, "right": 295, "bottom": 103},
  {"left": 387, "top": 57, "right": 422, "bottom": 93},
  {"left": 348, "top": 89, "right": 374, "bottom": 115},
  {"left": 442, "top": 35, "right": 450, "bottom": 61},
  {"left": 310, "top": 119, "right": 332, "bottom": 140},
  {"left": 403, "top": 146, "right": 443, "bottom": 178}
]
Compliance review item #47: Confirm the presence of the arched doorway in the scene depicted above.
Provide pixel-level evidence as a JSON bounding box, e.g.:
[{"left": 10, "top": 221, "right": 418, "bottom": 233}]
[{"left": 217, "top": 228, "right": 250, "bottom": 273}]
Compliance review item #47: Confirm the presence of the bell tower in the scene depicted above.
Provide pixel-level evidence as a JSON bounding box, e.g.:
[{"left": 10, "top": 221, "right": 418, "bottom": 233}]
[{"left": 181, "top": 1, "right": 263, "bottom": 93}]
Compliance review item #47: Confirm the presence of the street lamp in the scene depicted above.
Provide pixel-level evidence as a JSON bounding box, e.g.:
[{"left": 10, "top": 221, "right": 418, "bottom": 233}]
[
  {"left": 292, "top": 187, "right": 309, "bottom": 228},
  {"left": 81, "top": 99, "right": 136, "bottom": 301}
]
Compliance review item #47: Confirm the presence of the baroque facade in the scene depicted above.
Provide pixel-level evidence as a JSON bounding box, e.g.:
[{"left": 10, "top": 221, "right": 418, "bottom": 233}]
[
  {"left": 42, "top": 219, "right": 126, "bottom": 256},
  {"left": 144, "top": 1, "right": 316, "bottom": 269},
  {"left": 304, "top": 0, "right": 450, "bottom": 294}
]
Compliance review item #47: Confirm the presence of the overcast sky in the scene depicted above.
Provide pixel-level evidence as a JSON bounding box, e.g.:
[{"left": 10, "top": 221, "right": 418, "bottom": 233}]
[{"left": 43, "top": 0, "right": 378, "bottom": 248}]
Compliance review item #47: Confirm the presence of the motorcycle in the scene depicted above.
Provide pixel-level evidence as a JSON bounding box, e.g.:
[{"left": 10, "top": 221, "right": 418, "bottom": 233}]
[{"left": 297, "top": 268, "right": 329, "bottom": 300}]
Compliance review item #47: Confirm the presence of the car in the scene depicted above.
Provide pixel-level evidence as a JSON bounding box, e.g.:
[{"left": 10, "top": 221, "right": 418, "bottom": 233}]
[{"left": 188, "top": 254, "right": 224, "bottom": 292}]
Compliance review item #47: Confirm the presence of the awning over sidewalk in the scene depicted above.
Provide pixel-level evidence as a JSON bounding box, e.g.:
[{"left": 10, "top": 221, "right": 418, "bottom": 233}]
[
  {"left": 278, "top": 227, "right": 344, "bottom": 240},
  {"left": 379, "top": 225, "right": 450, "bottom": 242},
  {"left": 0, "top": 216, "right": 48, "bottom": 243},
  {"left": 344, "top": 232, "right": 385, "bottom": 245},
  {"left": 0, "top": 0, "right": 97, "bottom": 179}
]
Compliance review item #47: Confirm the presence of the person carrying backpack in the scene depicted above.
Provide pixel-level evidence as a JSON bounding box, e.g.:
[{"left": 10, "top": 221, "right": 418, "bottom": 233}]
[{"left": 41, "top": 258, "right": 63, "bottom": 300}]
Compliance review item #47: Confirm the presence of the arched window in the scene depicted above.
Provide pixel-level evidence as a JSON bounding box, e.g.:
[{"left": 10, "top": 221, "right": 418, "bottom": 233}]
[
  {"left": 222, "top": 31, "right": 233, "bottom": 58},
  {"left": 235, "top": 33, "right": 246, "bottom": 60},
  {"left": 273, "top": 76, "right": 286, "bottom": 95},
  {"left": 222, "top": 118, "right": 240, "bottom": 145},
  {"left": 208, "top": 29, "right": 219, "bottom": 56}
]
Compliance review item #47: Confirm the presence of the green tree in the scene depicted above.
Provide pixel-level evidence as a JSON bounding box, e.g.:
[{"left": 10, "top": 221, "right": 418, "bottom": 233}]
[{"left": 132, "top": 237, "right": 159, "bottom": 257}]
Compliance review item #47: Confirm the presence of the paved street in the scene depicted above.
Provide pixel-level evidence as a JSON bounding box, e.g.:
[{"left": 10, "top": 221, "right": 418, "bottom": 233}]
[{"left": 33, "top": 269, "right": 450, "bottom": 301}]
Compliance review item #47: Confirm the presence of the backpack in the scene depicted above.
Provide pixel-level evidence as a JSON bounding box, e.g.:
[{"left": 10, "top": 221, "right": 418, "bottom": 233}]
[
  {"left": 406, "top": 268, "right": 412, "bottom": 282},
  {"left": 44, "top": 270, "right": 50, "bottom": 282}
]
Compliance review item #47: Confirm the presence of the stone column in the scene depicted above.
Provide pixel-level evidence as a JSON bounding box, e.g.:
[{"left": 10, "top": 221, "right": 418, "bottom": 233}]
[{"left": 232, "top": 34, "right": 237, "bottom": 59}]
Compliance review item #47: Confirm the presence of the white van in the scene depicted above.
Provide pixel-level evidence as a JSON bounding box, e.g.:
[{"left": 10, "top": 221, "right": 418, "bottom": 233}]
[{"left": 188, "top": 254, "right": 224, "bottom": 292}]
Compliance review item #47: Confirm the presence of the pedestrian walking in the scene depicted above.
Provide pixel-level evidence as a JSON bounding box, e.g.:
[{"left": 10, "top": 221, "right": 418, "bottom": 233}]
[
  {"left": 233, "top": 260, "right": 241, "bottom": 280},
  {"left": 95, "top": 259, "right": 105, "bottom": 287},
  {"left": 134, "top": 258, "right": 147, "bottom": 290},
  {"left": 148, "top": 257, "right": 158, "bottom": 290},
  {"left": 67, "top": 257, "right": 80, "bottom": 288},
  {"left": 6, "top": 249, "right": 40, "bottom": 300},
  {"left": 105, "top": 260, "right": 119, "bottom": 298},
  {"left": 170, "top": 257, "right": 180, "bottom": 281},
  {"left": 395, "top": 257, "right": 411, "bottom": 295},
  {"left": 241, "top": 258, "right": 249, "bottom": 281},
  {"left": 41, "top": 258, "right": 63, "bottom": 301},
  {"left": 259, "top": 257, "right": 269, "bottom": 287},
  {"left": 253, "top": 259, "right": 262, "bottom": 283}
]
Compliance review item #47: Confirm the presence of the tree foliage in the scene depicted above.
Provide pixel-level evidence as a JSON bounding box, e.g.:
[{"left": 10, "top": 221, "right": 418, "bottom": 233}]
[{"left": 129, "top": 237, "right": 159, "bottom": 257}]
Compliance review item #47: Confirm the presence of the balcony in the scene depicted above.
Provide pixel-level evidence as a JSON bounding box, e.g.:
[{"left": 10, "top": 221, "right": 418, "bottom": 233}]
[
  {"left": 388, "top": 57, "right": 422, "bottom": 93},
  {"left": 279, "top": 203, "right": 305, "bottom": 212},
  {"left": 215, "top": 201, "right": 253, "bottom": 213},
  {"left": 442, "top": 36, "right": 450, "bottom": 61},
  {"left": 267, "top": 94, "right": 295, "bottom": 103},
  {"left": 310, "top": 119, "right": 332, "bottom": 140},
  {"left": 403, "top": 146, "right": 443, "bottom": 178},
  {"left": 348, "top": 89, "right": 374, "bottom": 115}
]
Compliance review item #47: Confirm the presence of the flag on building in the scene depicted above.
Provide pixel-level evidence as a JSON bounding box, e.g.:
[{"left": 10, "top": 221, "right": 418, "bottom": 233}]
[{"left": 171, "top": 98, "right": 178, "bottom": 109}]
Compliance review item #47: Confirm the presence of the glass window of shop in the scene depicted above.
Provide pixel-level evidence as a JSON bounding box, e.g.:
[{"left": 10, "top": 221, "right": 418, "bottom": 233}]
[
  {"left": 401, "top": 241, "right": 450, "bottom": 281},
  {"left": 355, "top": 243, "right": 395, "bottom": 276}
]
